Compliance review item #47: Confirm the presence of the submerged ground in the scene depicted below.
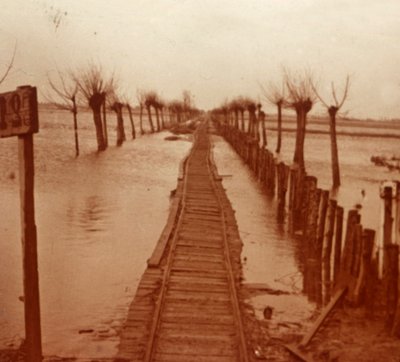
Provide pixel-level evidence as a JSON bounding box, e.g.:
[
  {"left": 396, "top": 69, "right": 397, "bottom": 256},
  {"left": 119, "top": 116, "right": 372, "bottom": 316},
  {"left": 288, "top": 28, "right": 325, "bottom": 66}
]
[{"left": 0, "top": 110, "right": 399, "bottom": 360}]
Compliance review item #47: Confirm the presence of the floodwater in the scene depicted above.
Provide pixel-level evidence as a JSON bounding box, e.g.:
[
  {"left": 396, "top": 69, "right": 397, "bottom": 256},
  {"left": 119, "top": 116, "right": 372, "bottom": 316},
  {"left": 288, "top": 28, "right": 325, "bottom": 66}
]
[
  {"left": 212, "top": 118, "right": 400, "bottom": 334},
  {"left": 0, "top": 108, "right": 191, "bottom": 358},
  {"left": 213, "top": 135, "right": 315, "bottom": 330},
  {"left": 212, "top": 118, "right": 399, "bottom": 330},
  {"left": 0, "top": 110, "right": 399, "bottom": 358}
]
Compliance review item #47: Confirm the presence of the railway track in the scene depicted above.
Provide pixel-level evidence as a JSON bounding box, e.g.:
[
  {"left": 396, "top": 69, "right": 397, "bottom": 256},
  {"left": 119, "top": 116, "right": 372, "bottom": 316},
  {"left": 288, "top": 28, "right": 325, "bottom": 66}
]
[{"left": 141, "top": 121, "right": 249, "bottom": 361}]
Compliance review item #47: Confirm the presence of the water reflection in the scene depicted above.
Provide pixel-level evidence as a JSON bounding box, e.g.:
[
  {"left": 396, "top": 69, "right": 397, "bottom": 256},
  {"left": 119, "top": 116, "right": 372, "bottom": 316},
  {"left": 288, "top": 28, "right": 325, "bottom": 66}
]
[
  {"left": 0, "top": 109, "right": 192, "bottom": 357},
  {"left": 74, "top": 196, "right": 108, "bottom": 234}
]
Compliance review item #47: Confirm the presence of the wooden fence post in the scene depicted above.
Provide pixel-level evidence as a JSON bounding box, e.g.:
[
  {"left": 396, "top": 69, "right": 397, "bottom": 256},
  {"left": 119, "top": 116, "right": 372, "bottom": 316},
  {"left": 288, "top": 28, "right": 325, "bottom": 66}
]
[
  {"left": 353, "top": 229, "right": 375, "bottom": 306},
  {"left": 301, "top": 176, "right": 317, "bottom": 237},
  {"left": 395, "top": 182, "right": 400, "bottom": 244},
  {"left": 333, "top": 206, "right": 344, "bottom": 285},
  {"left": 384, "top": 244, "right": 399, "bottom": 329},
  {"left": 365, "top": 253, "right": 379, "bottom": 318},
  {"left": 288, "top": 167, "right": 298, "bottom": 234},
  {"left": 317, "top": 191, "right": 330, "bottom": 250},
  {"left": 341, "top": 210, "right": 360, "bottom": 277},
  {"left": 270, "top": 154, "right": 276, "bottom": 195},
  {"left": 19, "top": 134, "right": 42, "bottom": 362},
  {"left": 383, "top": 186, "right": 393, "bottom": 246},
  {"left": 277, "top": 163, "right": 290, "bottom": 223},
  {"left": 322, "top": 199, "right": 337, "bottom": 302}
]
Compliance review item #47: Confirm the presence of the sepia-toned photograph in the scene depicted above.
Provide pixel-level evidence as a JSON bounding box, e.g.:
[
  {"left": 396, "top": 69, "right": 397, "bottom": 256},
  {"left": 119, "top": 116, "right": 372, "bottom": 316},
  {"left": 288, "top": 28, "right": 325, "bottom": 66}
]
[{"left": 0, "top": 1, "right": 400, "bottom": 361}]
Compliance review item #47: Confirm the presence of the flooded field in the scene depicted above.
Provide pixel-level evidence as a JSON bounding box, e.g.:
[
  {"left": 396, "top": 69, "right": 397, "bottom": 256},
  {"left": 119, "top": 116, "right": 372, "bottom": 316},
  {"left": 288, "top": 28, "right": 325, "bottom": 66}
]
[
  {"left": 0, "top": 109, "right": 399, "bottom": 358},
  {"left": 0, "top": 109, "right": 191, "bottom": 358}
]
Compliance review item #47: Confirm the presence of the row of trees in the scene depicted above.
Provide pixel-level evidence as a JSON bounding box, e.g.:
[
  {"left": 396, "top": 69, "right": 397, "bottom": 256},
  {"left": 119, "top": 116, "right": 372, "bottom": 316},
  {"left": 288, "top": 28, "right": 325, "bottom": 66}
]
[
  {"left": 46, "top": 64, "right": 199, "bottom": 156},
  {"left": 212, "top": 70, "right": 350, "bottom": 190}
]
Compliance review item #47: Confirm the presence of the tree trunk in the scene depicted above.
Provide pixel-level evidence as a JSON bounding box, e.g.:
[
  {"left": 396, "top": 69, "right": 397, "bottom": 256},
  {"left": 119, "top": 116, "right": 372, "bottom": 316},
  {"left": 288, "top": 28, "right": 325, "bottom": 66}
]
[
  {"left": 240, "top": 110, "right": 245, "bottom": 131},
  {"left": 127, "top": 104, "right": 136, "bottom": 139},
  {"left": 102, "top": 97, "right": 108, "bottom": 148},
  {"left": 234, "top": 110, "right": 239, "bottom": 129},
  {"left": 139, "top": 104, "right": 144, "bottom": 135},
  {"left": 247, "top": 111, "right": 252, "bottom": 134},
  {"left": 166, "top": 108, "right": 171, "bottom": 126},
  {"left": 155, "top": 107, "right": 161, "bottom": 132},
  {"left": 113, "top": 102, "right": 126, "bottom": 146},
  {"left": 329, "top": 107, "right": 341, "bottom": 188},
  {"left": 260, "top": 112, "right": 267, "bottom": 147},
  {"left": 293, "top": 106, "right": 307, "bottom": 170},
  {"left": 254, "top": 112, "right": 260, "bottom": 141},
  {"left": 146, "top": 105, "right": 155, "bottom": 133},
  {"left": 160, "top": 108, "right": 165, "bottom": 129},
  {"left": 276, "top": 102, "right": 282, "bottom": 153},
  {"left": 72, "top": 100, "right": 79, "bottom": 157},
  {"left": 89, "top": 93, "right": 106, "bottom": 152}
]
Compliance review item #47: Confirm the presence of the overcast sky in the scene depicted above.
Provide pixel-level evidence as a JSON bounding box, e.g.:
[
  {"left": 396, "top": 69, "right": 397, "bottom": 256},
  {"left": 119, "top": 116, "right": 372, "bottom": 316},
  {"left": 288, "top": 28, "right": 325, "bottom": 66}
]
[{"left": 1, "top": 0, "right": 400, "bottom": 119}]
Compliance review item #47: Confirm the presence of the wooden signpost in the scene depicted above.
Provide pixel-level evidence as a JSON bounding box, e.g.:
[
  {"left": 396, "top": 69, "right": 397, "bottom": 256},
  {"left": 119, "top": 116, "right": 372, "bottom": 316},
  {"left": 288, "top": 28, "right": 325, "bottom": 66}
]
[{"left": 0, "top": 86, "right": 42, "bottom": 361}]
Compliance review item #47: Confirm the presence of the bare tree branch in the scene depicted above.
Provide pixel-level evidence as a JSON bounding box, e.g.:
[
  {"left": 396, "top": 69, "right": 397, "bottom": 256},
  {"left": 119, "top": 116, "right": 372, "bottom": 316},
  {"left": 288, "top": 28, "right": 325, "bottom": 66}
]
[
  {"left": 46, "top": 69, "right": 78, "bottom": 112},
  {"left": 338, "top": 75, "right": 350, "bottom": 109},
  {"left": 310, "top": 81, "right": 330, "bottom": 108},
  {"left": 73, "top": 63, "right": 115, "bottom": 102},
  {"left": 0, "top": 42, "right": 17, "bottom": 85},
  {"left": 283, "top": 67, "right": 316, "bottom": 107},
  {"left": 311, "top": 75, "right": 351, "bottom": 111},
  {"left": 259, "top": 80, "right": 285, "bottom": 106},
  {"left": 331, "top": 81, "right": 340, "bottom": 106}
]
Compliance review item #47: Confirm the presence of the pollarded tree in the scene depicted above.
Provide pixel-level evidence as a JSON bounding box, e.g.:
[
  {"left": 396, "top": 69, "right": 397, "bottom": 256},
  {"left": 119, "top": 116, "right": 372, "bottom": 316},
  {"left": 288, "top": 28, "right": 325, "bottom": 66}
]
[
  {"left": 169, "top": 100, "right": 184, "bottom": 124},
  {"left": 312, "top": 76, "right": 350, "bottom": 188},
  {"left": 158, "top": 99, "right": 166, "bottom": 129},
  {"left": 228, "top": 99, "right": 241, "bottom": 129},
  {"left": 152, "top": 95, "right": 163, "bottom": 132},
  {"left": 144, "top": 91, "right": 157, "bottom": 133},
  {"left": 124, "top": 97, "right": 136, "bottom": 140},
  {"left": 220, "top": 101, "right": 230, "bottom": 126},
  {"left": 235, "top": 97, "right": 246, "bottom": 131},
  {"left": 136, "top": 89, "right": 146, "bottom": 135},
  {"left": 182, "top": 90, "right": 193, "bottom": 122},
  {"left": 284, "top": 69, "right": 316, "bottom": 170},
  {"left": 108, "top": 89, "right": 126, "bottom": 146},
  {"left": 74, "top": 64, "right": 114, "bottom": 151},
  {"left": 246, "top": 101, "right": 257, "bottom": 137},
  {"left": 236, "top": 97, "right": 256, "bottom": 135},
  {"left": 46, "top": 70, "right": 80, "bottom": 156},
  {"left": 260, "top": 81, "right": 285, "bottom": 153}
]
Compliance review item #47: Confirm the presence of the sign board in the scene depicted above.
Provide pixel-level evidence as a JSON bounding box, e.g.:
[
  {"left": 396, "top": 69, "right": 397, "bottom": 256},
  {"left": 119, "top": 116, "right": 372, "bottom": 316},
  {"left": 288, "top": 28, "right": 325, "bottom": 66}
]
[{"left": 0, "top": 86, "right": 38, "bottom": 138}]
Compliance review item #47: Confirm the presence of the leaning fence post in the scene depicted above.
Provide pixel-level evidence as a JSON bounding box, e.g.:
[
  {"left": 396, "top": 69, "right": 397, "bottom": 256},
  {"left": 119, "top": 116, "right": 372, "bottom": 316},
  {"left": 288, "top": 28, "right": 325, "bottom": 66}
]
[
  {"left": 384, "top": 244, "right": 399, "bottom": 329},
  {"left": 322, "top": 199, "right": 337, "bottom": 301},
  {"left": 317, "top": 190, "right": 329, "bottom": 250},
  {"left": 333, "top": 206, "right": 344, "bottom": 285}
]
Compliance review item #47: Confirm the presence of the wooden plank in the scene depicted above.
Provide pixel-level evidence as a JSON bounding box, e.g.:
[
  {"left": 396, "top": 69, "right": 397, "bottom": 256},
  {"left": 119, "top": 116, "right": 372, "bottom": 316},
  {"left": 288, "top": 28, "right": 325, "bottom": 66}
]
[
  {"left": 299, "top": 287, "right": 347, "bottom": 347},
  {"left": 153, "top": 352, "right": 236, "bottom": 362},
  {"left": 147, "top": 196, "right": 182, "bottom": 267}
]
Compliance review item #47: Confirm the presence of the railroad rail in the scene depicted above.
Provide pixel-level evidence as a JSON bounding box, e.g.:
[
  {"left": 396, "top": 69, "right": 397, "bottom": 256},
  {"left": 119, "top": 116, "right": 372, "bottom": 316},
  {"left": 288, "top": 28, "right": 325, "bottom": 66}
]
[{"left": 117, "top": 120, "right": 249, "bottom": 362}]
